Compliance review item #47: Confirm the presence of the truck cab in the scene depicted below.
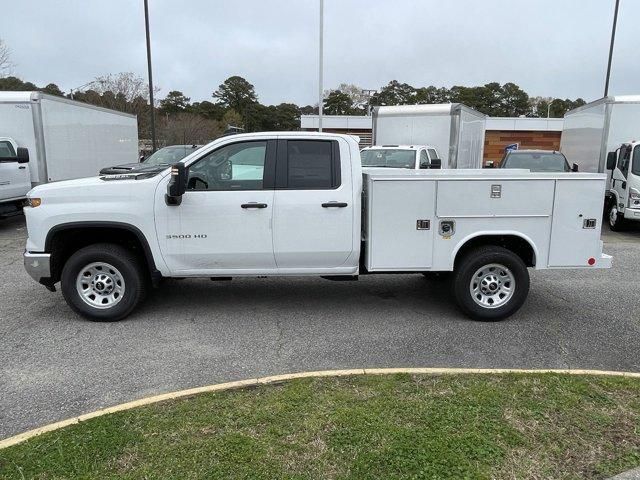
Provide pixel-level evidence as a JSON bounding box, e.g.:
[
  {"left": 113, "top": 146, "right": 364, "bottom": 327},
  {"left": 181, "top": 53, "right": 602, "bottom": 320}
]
[
  {"left": 360, "top": 145, "right": 442, "bottom": 170},
  {"left": 0, "top": 137, "right": 31, "bottom": 218},
  {"left": 606, "top": 141, "right": 640, "bottom": 230}
]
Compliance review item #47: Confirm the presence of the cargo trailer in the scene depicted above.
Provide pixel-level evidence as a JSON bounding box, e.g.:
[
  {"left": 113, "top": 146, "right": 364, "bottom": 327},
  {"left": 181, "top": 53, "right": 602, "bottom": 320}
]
[{"left": 371, "top": 104, "right": 486, "bottom": 169}]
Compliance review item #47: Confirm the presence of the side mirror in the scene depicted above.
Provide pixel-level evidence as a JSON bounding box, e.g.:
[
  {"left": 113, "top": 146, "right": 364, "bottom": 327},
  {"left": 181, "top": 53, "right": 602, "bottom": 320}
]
[
  {"left": 571, "top": 163, "right": 579, "bottom": 172},
  {"left": 606, "top": 151, "right": 617, "bottom": 170},
  {"left": 484, "top": 161, "right": 494, "bottom": 169},
  {"left": 17, "top": 147, "right": 29, "bottom": 164},
  {"left": 430, "top": 158, "right": 442, "bottom": 169},
  {"left": 166, "top": 163, "right": 187, "bottom": 205},
  {"left": 139, "top": 154, "right": 146, "bottom": 163}
]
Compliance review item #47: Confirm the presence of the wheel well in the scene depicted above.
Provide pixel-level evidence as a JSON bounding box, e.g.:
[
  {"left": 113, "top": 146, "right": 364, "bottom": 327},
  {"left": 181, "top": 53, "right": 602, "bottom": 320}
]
[
  {"left": 46, "top": 225, "right": 157, "bottom": 284},
  {"left": 454, "top": 235, "right": 536, "bottom": 268}
]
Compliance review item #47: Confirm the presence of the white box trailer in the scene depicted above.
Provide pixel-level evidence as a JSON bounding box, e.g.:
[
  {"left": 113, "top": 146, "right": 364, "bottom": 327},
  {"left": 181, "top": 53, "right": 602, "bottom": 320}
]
[
  {"left": 560, "top": 95, "right": 640, "bottom": 173},
  {"left": 0, "top": 92, "right": 138, "bottom": 216},
  {"left": 372, "top": 104, "right": 486, "bottom": 169},
  {"left": 0, "top": 91, "right": 138, "bottom": 184}
]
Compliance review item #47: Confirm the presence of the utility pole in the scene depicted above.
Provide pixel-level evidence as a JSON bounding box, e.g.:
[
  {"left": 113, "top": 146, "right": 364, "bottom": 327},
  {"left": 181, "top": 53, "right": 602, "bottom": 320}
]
[
  {"left": 604, "top": 0, "right": 620, "bottom": 97},
  {"left": 144, "top": 0, "right": 157, "bottom": 152},
  {"left": 318, "top": 0, "right": 324, "bottom": 132}
]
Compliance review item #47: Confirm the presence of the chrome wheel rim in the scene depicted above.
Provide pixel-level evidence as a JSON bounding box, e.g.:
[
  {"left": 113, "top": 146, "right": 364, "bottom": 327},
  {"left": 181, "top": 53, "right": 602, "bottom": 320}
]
[
  {"left": 470, "top": 263, "right": 515, "bottom": 309},
  {"left": 609, "top": 206, "right": 618, "bottom": 227},
  {"left": 76, "top": 262, "right": 125, "bottom": 309}
]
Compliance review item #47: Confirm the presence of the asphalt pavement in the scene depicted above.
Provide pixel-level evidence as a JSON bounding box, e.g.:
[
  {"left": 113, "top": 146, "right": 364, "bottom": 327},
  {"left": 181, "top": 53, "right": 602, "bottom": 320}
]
[{"left": 1, "top": 216, "right": 639, "bottom": 439}]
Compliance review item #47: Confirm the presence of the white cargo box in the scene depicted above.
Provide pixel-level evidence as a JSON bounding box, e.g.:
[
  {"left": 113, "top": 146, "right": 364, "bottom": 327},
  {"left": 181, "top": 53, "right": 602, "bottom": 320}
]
[
  {"left": 363, "top": 169, "right": 607, "bottom": 272},
  {"left": 372, "top": 104, "right": 486, "bottom": 169},
  {"left": 0, "top": 91, "right": 138, "bottom": 184}
]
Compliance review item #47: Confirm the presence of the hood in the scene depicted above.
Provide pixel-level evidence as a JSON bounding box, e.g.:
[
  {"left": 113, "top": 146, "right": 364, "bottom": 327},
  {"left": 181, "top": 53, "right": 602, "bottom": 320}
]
[{"left": 99, "top": 162, "right": 170, "bottom": 175}]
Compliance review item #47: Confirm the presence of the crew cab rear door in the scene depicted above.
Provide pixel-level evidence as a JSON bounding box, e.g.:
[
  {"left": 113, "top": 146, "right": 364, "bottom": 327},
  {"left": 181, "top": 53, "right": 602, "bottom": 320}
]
[{"left": 272, "top": 138, "right": 354, "bottom": 270}]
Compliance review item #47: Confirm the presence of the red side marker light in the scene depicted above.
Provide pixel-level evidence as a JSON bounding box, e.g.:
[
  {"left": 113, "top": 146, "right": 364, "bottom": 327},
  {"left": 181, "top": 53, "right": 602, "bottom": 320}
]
[{"left": 588, "top": 257, "right": 596, "bottom": 266}]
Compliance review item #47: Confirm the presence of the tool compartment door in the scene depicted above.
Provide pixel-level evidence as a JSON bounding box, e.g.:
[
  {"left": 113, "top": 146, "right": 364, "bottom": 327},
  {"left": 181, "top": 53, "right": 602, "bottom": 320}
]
[
  {"left": 548, "top": 179, "right": 605, "bottom": 267},
  {"left": 366, "top": 179, "right": 436, "bottom": 270}
]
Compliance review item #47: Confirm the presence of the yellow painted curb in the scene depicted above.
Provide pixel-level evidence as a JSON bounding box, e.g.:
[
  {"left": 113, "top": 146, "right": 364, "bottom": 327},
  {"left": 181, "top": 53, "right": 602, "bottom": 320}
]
[{"left": 2, "top": 367, "right": 639, "bottom": 450}]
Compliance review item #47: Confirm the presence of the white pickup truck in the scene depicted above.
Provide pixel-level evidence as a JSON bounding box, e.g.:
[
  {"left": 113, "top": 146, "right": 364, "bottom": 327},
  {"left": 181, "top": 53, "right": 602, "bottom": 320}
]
[{"left": 23, "top": 132, "right": 611, "bottom": 322}]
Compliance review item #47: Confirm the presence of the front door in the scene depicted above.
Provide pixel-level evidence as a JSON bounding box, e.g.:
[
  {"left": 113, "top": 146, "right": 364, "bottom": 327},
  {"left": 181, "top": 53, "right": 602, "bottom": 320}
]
[
  {"left": 612, "top": 144, "right": 631, "bottom": 209},
  {"left": 272, "top": 138, "right": 354, "bottom": 270},
  {"left": 0, "top": 139, "right": 30, "bottom": 200},
  {"left": 155, "top": 139, "right": 278, "bottom": 275}
]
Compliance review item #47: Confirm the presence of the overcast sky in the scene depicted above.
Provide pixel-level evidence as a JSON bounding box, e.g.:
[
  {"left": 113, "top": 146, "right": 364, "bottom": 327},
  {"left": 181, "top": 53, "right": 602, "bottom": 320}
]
[{"left": 3, "top": 0, "right": 639, "bottom": 106}]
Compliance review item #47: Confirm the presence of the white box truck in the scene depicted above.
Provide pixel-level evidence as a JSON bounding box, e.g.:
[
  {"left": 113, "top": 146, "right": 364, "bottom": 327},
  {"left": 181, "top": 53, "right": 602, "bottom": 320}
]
[
  {"left": 372, "top": 104, "right": 486, "bottom": 169},
  {"left": 22, "top": 132, "right": 610, "bottom": 323},
  {"left": 0, "top": 92, "right": 138, "bottom": 217},
  {"left": 560, "top": 95, "right": 640, "bottom": 229}
]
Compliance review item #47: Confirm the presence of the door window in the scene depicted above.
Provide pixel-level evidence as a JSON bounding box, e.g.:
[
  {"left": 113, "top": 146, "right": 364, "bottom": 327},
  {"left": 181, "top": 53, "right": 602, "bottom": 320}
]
[
  {"left": 427, "top": 148, "right": 439, "bottom": 160},
  {"left": 618, "top": 146, "right": 631, "bottom": 178},
  {"left": 281, "top": 140, "right": 340, "bottom": 189},
  {"left": 632, "top": 146, "right": 640, "bottom": 177},
  {"left": 187, "top": 141, "right": 267, "bottom": 191}
]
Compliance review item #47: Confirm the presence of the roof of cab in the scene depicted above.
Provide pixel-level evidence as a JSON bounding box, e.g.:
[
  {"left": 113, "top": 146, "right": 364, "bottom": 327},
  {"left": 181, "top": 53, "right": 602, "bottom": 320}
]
[{"left": 362, "top": 145, "right": 435, "bottom": 151}]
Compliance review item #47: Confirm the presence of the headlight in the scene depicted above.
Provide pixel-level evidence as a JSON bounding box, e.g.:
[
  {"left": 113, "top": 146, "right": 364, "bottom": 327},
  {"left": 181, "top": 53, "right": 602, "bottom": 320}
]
[
  {"left": 629, "top": 188, "right": 640, "bottom": 209},
  {"left": 27, "top": 197, "right": 42, "bottom": 208}
]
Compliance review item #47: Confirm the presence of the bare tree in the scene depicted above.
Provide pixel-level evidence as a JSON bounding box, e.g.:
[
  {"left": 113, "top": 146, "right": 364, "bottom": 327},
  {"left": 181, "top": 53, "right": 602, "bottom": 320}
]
[
  {"left": 92, "top": 72, "right": 160, "bottom": 106},
  {"left": 324, "top": 83, "right": 370, "bottom": 111},
  {"left": 0, "top": 39, "right": 14, "bottom": 77},
  {"left": 160, "top": 112, "right": 223, "bottom": 145}
]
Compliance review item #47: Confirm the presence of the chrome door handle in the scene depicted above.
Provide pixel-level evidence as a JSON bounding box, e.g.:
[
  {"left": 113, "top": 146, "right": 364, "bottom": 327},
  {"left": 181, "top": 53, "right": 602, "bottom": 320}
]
[
  {"left": 322, "top": 202, "right": 348, "bottom": 208},
  {"left": 18, "top": 166, "right": 26, "bottom": 169},
  {"left": 241, "top": 203, "right": 267, "bottom": 209}
]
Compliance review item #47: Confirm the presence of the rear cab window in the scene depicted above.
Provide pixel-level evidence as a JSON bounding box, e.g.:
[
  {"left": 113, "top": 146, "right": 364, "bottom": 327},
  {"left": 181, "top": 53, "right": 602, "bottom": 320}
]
[{"left": 277, "top": 139, "right": 340, "bottom": 189}]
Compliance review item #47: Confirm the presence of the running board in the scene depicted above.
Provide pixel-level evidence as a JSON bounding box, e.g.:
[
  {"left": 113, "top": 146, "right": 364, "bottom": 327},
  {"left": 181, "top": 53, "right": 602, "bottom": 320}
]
[{"left": 320, "top": 275, "right": 359, "bottom": 281}]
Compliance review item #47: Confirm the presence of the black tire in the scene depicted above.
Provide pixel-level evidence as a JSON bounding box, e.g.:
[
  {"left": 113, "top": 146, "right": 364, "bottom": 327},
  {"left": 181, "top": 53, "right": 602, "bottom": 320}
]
[
  {"left": 61, "top": 243, "right": 147, "bottom": 322},
  {"left": 608, "top": 202, "right": 626, "bottom": 232},
  {"left": 452, "top": 245, "right": 529, "bottom": 322}
]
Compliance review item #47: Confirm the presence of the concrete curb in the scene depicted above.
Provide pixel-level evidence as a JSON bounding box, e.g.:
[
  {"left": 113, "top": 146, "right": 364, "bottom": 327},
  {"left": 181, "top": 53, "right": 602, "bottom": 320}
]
[
  {"left": 2, "top": 367, "right": 640, "bottom": 450},
  {"left": 608, "top": 466, "right": 640, "bottom": 479}
]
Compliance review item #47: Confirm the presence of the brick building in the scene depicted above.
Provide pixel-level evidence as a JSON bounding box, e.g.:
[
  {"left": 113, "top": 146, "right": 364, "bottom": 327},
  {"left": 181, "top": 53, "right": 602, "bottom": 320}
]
[{"left": 300, "top": 114, "right": 563, "bottom": 166}]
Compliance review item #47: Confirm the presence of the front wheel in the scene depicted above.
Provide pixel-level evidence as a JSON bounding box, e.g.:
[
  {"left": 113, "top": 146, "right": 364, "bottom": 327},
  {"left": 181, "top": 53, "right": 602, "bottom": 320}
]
[
  {"left": 452, "top": 246, "right": 529, "bottom": 321},
  {"left": 608, "top": 203, "right": 626, "bottom": 231},
  {"left": 61, "top": 243, "right": 147, "bottom": 322}
]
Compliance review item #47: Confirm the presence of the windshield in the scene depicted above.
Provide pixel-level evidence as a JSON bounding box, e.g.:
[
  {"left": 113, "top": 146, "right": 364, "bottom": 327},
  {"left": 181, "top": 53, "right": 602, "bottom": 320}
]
[
  {"left": 143, "top": 146, "right": 197, "bottom": 166},
  {"left": 501, "top": 152, "right": 569, "bottom": 172},
  {"left": 361, "top": 149, "right": 416, "bottom": 168},
  {"left": 0, "top": 140, "right": 16, "bottom": 158}
]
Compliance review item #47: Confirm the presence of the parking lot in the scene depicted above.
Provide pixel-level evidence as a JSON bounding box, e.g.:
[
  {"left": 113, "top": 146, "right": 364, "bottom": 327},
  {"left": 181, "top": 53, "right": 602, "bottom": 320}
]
[{"left": 1, "top": 215, "right": 639, "bottom": 439}]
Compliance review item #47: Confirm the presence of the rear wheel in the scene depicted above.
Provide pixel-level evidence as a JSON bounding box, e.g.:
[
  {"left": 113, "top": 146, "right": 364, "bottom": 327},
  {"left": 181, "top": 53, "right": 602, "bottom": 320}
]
[
  {"left": 608, "top": 203, "right": 626, "bottom": 231},
  {"left": 452, "top": 246, "right": 529, "bottom": 321},
  {"left": 61, "top": 243, "right": 147, "bottom": 322}
]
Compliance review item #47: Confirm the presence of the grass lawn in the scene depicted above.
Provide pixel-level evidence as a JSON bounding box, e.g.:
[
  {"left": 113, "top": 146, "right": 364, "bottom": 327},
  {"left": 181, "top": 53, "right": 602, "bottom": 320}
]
[{"left": 1, "top": 373, "right": 639, "bottom": 479}]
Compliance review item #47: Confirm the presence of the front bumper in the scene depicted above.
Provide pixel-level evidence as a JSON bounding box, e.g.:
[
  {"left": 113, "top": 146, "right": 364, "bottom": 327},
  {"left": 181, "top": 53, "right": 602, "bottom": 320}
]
[{"left": 24, "top": 251, "right": 53, "bottom": 287}]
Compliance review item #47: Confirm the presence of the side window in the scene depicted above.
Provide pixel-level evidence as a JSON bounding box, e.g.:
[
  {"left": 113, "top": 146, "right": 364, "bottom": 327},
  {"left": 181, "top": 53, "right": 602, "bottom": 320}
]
[
  {"left": 633, "top": 146, "right": 640, "bottom": 177},
  {"left": 286, "top": 140, "right": 340, "bottom": 189},
  {"left": 427, "top": 148, "right": 439, "bottom": 160},
  {"left": 419, "top": 150, "right": 429, "bottom": 168},
  {"left": 619, "top": 146, "right": 631, "bottom": 178},
  {"left": 187, "top": 141, "right": 267, "bottom": 191}
]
